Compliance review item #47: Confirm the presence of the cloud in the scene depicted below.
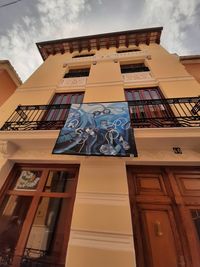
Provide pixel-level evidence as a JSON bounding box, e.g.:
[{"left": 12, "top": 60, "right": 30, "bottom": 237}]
[
  {"left": 0, "top": 0, "right": 90, "bottom": 81},
  {"left": 142, "top": 0, "right": 200, "bottom": 54},
  {"left": 0, "top": 0, "right": 199, "bottom": 81}
]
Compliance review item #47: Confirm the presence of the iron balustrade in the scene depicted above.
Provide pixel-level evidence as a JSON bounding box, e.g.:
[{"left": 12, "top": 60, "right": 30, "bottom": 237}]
[
  {"left": 0, "top": 97, "right": 199, "bottom": 131},
  {"left": 0, "top": 248, "right": 64, "bottom": 267},
  {"left": 1, "top": 104, "right": 71, "bottom": 131},
  {"left": 128, "top": 97, "right": 200, "bottom": 128}
]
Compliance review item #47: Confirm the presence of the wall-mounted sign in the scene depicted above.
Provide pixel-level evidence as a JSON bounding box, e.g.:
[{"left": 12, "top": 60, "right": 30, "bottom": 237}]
[
  {"left": 52, "top": 102, "right": 137, "bottom": 157},
  {"left": 15, "top": 171, "right": 41, "bottom": 190}
]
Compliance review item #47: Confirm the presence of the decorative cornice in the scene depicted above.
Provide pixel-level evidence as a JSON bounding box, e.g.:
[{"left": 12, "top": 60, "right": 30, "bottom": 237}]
[
  {"left": 0, "top": 141, "right": 18, "bottom": 158},
  {"left": 37, "top": 27, "right": 163, "bottom": 60},
  {"left": 63, "top": 50, "right": 150, "bottom": 66}
]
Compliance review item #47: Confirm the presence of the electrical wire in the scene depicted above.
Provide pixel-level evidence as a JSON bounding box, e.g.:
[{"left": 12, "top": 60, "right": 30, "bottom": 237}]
[{"left": 0, "top": 0, "right": 22, "bottom": 8}]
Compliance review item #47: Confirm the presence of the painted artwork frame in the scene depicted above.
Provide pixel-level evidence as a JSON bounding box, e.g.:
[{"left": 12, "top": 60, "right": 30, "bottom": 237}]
[{"left": 52, "top": 102, "right": 137, "bottom": 157}]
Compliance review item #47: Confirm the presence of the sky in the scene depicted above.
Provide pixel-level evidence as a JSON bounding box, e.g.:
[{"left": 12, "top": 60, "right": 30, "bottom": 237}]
[{"left": 0, "top": 0, "right": 200, "bottom": 82}]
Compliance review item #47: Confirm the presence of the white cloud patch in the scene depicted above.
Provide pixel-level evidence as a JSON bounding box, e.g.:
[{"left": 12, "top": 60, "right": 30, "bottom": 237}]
[
  {"left": 0, "top": 0, "right": 199, "bottom": 81},
  {"left": 142, "top": 0, "right": 200, "bottom": 54},
  {"left": 0, "top": 0, "right": 90, "bottom": 81}
]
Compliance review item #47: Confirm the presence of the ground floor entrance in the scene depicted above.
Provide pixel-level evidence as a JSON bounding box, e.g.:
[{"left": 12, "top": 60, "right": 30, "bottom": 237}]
[
  {"left": 127, "top": 166, "right": 200, "bottom": 267},
  {"left": 0, "top": 163, "right": 79, "bottom": 267}
]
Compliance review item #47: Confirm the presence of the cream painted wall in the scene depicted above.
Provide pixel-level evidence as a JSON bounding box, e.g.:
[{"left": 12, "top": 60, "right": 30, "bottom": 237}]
[
  {"left": 0, "top": 39, "right": 200, "bottom": 267},
  {"left": 67, "top": 160, "right": 136, "bottom": 267},
  {"left": 160, "top": 79, "right": 200, "bottom": 98},
  {"left": 140, "top": 43, "right": 192, "bottom": 79},
  {"left": 0, "top": 88, "right": 55, "bottom": 128}
]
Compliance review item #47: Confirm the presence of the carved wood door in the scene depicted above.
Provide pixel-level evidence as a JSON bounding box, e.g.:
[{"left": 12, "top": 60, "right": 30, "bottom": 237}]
[{"left": 127, "top": 166, "right": 200, "bottom": 267}]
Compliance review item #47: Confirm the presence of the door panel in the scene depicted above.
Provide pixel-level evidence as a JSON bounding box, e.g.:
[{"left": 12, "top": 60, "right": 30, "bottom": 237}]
[
  {"left": 174, "top": 173, "right": 200, "bottom": 197},
  {"left": 138, "top": 205, "right": 184, "bottom": 267},
  {"left": 127, "top": 166, "right": 200, "bottom": 267}
]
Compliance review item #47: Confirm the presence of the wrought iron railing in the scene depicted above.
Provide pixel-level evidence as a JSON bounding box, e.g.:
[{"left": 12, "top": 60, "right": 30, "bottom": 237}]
[
  {"left": 0, "top": 104, "right": 71, "bottom": 131},
  {"left": 128, "top": 96, "right": 200, "bottom": 128},
  {"left": 0, "top": 97, "right": 199, "bottom": 131},
  {"left": 0, "top": 249, "right": 64, "bottom": 267}
]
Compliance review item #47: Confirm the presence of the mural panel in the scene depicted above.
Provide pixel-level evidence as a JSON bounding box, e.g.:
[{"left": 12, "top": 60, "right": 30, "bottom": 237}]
[{"left": 53, "top": 102, "right": 137, "bottom": 157}]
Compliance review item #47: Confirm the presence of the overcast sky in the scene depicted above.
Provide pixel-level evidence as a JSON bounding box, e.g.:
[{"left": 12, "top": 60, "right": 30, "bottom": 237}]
[{"left": 0, "top": 0, "right": 200, "bottom": 81}]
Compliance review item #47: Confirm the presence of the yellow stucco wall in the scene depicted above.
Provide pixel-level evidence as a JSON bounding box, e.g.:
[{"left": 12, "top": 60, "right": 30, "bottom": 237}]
[
  {"left": 0, "top": 41, "right": 200, "bottom": 267},
  {"left": 0, "top": 69, "right": 18, "bottom": 107}
]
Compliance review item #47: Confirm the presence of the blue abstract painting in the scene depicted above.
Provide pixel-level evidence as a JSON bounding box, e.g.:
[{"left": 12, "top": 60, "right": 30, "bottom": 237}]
[{"left": 52, "top": 102, "right": 137, "bottom": 157}]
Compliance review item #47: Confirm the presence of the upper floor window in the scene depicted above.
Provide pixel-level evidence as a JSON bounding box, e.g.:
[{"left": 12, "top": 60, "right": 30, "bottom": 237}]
[
  {"left": 51, "top": 92, "right": 84, "bottom": 105},
  {"left": 43, "top": 92, "right": 84, "bottom": 124},
  {"left": 124, "top": 87, "right": 175, "bottom": 127},
  {"left": 73, "top": 53, "right": 95, "bottom": 58},
  {"left": 64, "top": 68, "right": 90, "bottom": 78},
  {"left": 117, "top": 48, "right": 140, "bottom": 53},
  {"left": 125, "top": 87, "right": 162, "bottom": 101},
  {"left": 120, "top": 63, "right": 149, "bottom": 73}
]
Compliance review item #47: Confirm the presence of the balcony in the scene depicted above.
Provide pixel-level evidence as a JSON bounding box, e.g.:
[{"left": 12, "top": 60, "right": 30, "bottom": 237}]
[{"left": 0, "top": 97, "right": 199, "bottom": 131}]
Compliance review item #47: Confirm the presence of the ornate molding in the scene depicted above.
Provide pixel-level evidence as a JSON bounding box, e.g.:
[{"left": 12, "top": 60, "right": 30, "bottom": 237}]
[
  {"left": 75, "top": 192, "right": 129, "bottom": 206},
  {"left": 122, "top": 71, "right": 154, "bottom": 82},
  {"left": 59, "top": 77, "right": 87, "bottom": 87},
  {"left": 69, "top": 230, "right": 133, "bottom": 251},
  {"left": 0, "top": 141, "right": 18, "bottom": 158},
  {"left": 63, "top": 51, "right": 150, "bottom": 66}
]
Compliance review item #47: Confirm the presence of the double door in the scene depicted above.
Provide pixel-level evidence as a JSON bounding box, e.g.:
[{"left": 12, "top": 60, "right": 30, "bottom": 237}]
[{"left": 127, "top": 166, "right": 200, "bottom": 267}]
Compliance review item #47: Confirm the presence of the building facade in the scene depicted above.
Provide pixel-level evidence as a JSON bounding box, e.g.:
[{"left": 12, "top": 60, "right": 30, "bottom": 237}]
[
  {"left": 180, "top": 55, "right": 200, "bottom": 84},
  {"left": 0, "top": 27, "right": 200, "bottom": 267},
  {"left": 0, "top": 60, "right": 21, "bottom": 107}
]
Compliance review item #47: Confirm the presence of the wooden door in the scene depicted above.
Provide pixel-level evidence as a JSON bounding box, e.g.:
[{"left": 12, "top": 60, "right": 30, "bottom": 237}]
[{"left": 127, "top": 166, "right": 200, "bottom": 267}]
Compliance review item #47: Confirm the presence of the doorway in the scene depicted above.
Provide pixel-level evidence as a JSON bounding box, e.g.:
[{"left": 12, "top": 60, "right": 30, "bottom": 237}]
[{"left": 127, "top": 166, "right": 200, "bottom": 267}]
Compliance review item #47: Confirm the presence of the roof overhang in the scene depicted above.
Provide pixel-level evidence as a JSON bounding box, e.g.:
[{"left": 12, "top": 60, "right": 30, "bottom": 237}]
[
  {"left": 36, "top": 27, "right": 163, "bottom": 61},
  {"left": 0, "top": 60, "right": 22, "bottom": 85}
]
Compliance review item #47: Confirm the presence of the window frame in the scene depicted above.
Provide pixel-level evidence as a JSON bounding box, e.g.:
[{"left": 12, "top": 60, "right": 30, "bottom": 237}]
[
  {"left": 40, "top": 92, "right": 85, "bottom": 129},
  {"left": 116, "top": 48, "right": 140, "bottom": 53},
  {"left": 120, "top": 63, "right": 149, "bottom": 73},
  {"left": 64, "top": 68, "right": 90, "bottom": 78},
  {"left": 0, "top": 163, "right": 79, "bottom": 267}
]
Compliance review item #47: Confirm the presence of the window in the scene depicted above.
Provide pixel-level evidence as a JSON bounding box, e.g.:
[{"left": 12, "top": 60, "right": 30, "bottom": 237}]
[
  {"left": 0, "top": 164, "right": 79, "bottom": 267},
  {"left": 125, "top": 87, "right": 162, "bottom": 101},
  {"left": 120, "top": 63, "right": 149, "bottom": 73},
  {"left": 73, "top": 53, "right": 95, "bottom": 58},
  {"left": 64, "top": 68, "right": 90, "bottom": 78},
  {"left": 125, "top": 87, "right": 174, "bottom": 127},
  {"left": 41, "top": 92, "right": 84, "bottom": 130},
  {"left": 117, "top": 48, "right": 140, "bottom": 53}
]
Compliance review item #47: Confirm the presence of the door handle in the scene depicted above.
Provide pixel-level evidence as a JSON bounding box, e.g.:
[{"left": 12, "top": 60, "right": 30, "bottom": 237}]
[
  {"left": 178, "top": 255, "right": 185, "bottom": 266},
  {"left": 154, "top": 220, "right": 163, "bottom": 236}
]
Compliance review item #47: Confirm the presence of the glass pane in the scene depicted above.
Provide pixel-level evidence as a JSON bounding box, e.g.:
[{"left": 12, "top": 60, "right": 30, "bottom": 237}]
[
  {"left": 44, "top": 171, "right": 74, "bottom": 193},
  {"left": 151, "top": 89, "right": 160, "bottom": 99},
  {"left": 0, "top": 195, "right": 32, "bottom": 253},
  {"left": 144, "top": 90, "right": 151, "bottom": 99},
  {"left": 11, "top": 170, "right": 41, "bottom": 191},
  {"left": 126, "top": 91, "right": 133, "bottom": 101},
  {"left": 24, "top": 197, "right": 70, "bottom": 259},
  {"left": 61, "top": 95, "right": 67, "bottom": 104},
  {"left": 133, "top": 91, "right": 140, "bottom": 100},
  {"left": 54, "top": 95, "right": 62, "bottom": 104}
]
